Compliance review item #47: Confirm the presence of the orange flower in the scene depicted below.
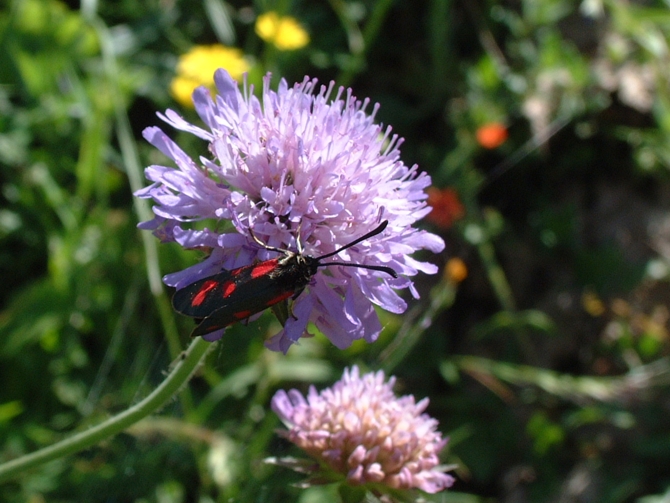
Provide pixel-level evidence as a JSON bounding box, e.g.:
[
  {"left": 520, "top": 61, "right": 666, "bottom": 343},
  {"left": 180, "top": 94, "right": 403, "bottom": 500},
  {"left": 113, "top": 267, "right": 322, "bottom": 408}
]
[
  {"left": 426, "top": 187, "right": 465, "bottom": 229},
  {"left": 445, "top": 257, "right": 468, "bottom": 283},
  {"left": 476, "top": 123, "right": 508, "bottom": 149}
]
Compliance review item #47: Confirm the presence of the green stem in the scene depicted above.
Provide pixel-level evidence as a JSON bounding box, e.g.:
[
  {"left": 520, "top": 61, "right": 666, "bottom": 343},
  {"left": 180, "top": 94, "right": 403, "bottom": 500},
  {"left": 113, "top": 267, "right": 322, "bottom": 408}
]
[
  {"left": 380, "top": 278, "right": 458, "bottom": 373},
  {"left": 0, "top": 337, "right": 212, "bottom": 484},
  {"left": 476, "top": 240, "right": 516, "bottom": 312},
  {"left": 476, "top": 240, "right": 539, "bottom": 360},
  {"left": 89, "top": 14, "right": 193, "bottom": 412},
  {"left": 334, "top": 0, "right": 395, "bottom": 87}
]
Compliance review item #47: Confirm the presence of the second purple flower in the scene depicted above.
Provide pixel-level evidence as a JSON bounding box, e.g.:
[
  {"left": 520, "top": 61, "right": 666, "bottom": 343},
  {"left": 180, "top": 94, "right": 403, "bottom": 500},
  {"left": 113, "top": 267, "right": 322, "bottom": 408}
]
[{"left": 271, "top": 366, "right": 455, "bottom": 493}]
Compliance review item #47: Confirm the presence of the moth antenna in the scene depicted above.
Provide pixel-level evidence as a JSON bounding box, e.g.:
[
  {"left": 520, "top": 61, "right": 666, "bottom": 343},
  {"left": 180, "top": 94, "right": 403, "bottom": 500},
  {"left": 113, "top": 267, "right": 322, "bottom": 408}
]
[
  {"left": 248, "top": 226, "right": 289, "bottom": 254},
  {"left": 296, "top": 221, "right": 304, "bottom": 254},
  {"left": 316, "top": 221, "right": 389, "bottom": 261},
  {"left": 319, "top": 261, "right": 398, "bottom": 278}
]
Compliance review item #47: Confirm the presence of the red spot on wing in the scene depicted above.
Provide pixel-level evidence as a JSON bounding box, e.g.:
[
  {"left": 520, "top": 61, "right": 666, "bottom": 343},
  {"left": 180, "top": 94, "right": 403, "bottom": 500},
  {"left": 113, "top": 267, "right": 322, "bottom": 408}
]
[
  {"left": 233, "top": 310, "right": 252, "bottom": 320},
  {"left": 266, "top": 290, "right": 294, "bottom": 306},
  {"left": 192, "top": 280, "right": 219, "bottom": 307},
  {"left": 250, "top": 258, "right": 280, "bottom": 278},
  {"left": 221, "top": 280, "right": 236, "bottom": 298}
]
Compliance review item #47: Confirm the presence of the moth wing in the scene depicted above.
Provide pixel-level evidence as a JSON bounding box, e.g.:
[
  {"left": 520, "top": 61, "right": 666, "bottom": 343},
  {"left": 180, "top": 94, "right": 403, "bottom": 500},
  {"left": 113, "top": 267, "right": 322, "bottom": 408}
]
[
  {"left": 172, "top": 269, "right": 235, "bottom": 317},
  {"left": 189, "top": 274, "right": 298, "bottom": 337}
]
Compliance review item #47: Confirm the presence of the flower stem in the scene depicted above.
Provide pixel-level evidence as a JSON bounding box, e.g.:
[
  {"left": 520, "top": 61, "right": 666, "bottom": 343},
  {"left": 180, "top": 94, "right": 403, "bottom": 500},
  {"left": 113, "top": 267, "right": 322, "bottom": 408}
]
[
  {"left": 476, "top": 240, "right": 516, "bottom": 311},
  {"left": 0, "top": 337, "right": 211, "bottom": 484},
  {"left": 379, "top": 278, "right": 458, "bottom": 373}
]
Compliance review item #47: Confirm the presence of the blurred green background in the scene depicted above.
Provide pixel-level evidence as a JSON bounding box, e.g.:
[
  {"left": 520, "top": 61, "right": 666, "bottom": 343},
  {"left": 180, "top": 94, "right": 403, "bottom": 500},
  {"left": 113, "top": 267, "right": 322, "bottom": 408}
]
[{"left": 2, "top": 0, "right": 670, "bottom": 501}]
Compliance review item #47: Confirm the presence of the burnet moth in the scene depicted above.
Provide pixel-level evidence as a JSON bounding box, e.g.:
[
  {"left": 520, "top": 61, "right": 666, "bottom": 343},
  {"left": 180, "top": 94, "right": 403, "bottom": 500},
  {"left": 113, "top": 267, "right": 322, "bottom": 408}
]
[{"left": 172, "top": 220, "right": 398, "bottom": 338}]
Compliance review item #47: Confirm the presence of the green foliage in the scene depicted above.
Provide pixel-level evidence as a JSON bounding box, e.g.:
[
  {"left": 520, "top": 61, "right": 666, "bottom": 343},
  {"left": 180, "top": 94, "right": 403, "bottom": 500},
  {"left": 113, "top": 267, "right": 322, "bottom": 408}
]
[{"left": 3, "top": 0, "right": 670, "bottom": 501}]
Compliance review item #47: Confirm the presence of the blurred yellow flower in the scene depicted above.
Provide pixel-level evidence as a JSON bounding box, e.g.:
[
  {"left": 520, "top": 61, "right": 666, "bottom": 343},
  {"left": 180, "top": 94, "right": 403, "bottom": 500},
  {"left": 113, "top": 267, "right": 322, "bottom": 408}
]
[
  {"left": 582, "top": 290, "right": 606, "bottom": 317},
  {"left": 171, "top": 44, "right": 250, "bottom": 107},
  {"left": 255, "top": 12, "right": 309, "bottom": 51}
]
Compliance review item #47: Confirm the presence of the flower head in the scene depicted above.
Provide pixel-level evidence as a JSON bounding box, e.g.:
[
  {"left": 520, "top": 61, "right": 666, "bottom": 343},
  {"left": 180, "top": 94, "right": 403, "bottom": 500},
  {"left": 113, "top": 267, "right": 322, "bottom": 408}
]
[
  {"left": 445, "top": 257, "right": 468, "bottom": 284},
  {"left": 271, "top": 366, "right": 455, "bottom": 493},
  {"left": 136, "top": 69, "right": 444, "bottom": 352},
  {"left": 475, "top": 122, "right": 508, "bottom": 149},
  {"left": 255, "top": 12, "right": 310, "bottom": 50},
  {"left": 426, "top": 187, "right": 465, "bottom": 229},
  {"left": 170, "top": 45, "right": 250, "bottom": 107}
]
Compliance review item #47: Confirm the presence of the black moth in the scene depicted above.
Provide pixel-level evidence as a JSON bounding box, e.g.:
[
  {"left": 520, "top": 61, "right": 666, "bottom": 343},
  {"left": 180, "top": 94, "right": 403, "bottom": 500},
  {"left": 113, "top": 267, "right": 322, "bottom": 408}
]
[{"left": 172, "top": 220, "right": 398, "bottom": 337}]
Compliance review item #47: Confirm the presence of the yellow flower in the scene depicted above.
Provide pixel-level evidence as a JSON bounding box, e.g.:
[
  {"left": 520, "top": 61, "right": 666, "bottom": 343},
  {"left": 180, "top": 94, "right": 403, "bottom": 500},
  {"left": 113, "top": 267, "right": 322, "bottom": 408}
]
[
  {"left": 582, "top": 290, "right": 606, "bottom": 317},
  {"left": 170, "top": 44, "right": 250, "bottom": 107},
  {"left": 255, "top": 12, "right": 309, "bottom": 51}
]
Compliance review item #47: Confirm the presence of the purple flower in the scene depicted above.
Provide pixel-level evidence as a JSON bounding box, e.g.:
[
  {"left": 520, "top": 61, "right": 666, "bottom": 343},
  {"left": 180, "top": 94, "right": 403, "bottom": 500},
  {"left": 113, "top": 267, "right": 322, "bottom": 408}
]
[
  {"left": 136, "top": 69, "right": 444, "bottom": 352},
  {"left": 271, "top": 366, "right": 455, "bottom": 493}
]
